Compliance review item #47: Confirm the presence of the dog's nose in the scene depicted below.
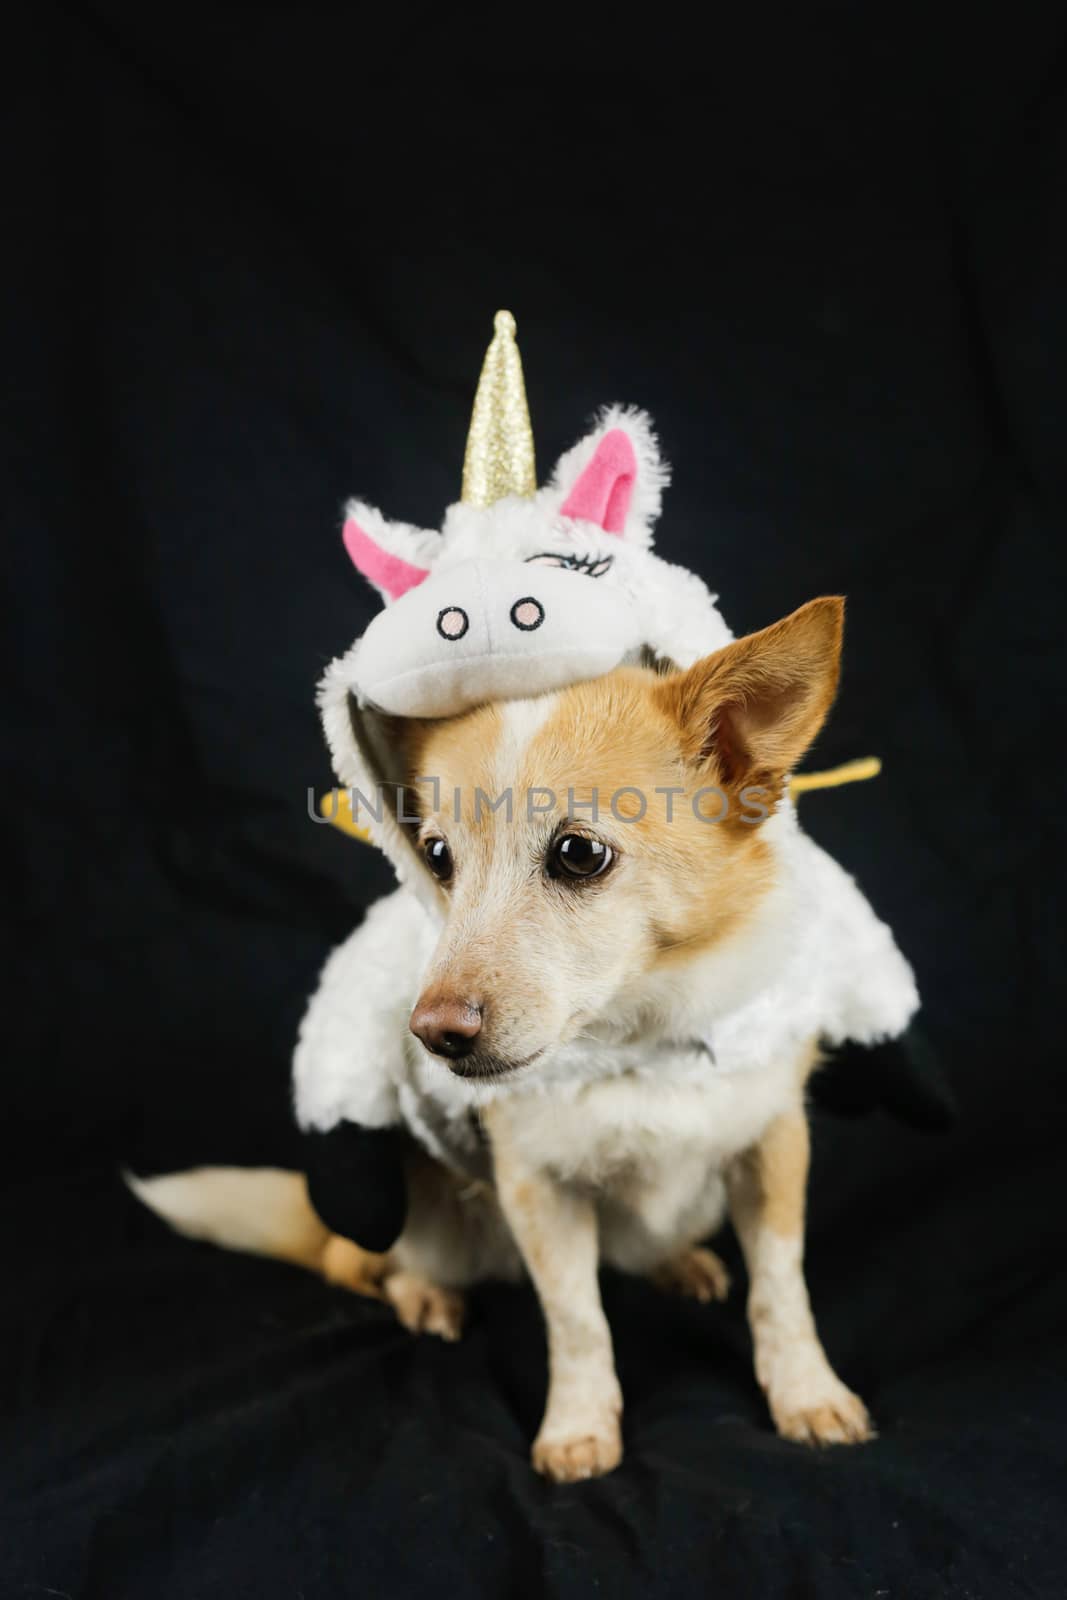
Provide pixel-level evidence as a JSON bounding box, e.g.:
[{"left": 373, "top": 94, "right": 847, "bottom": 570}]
[{"left": 410, "top": 998, "right": 483, "bottom": 1059}]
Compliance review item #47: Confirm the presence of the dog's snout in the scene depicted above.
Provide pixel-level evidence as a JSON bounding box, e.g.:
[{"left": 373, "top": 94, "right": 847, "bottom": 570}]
[{"left": 410, "top": 996, "right": 483, "bottom": 1060}]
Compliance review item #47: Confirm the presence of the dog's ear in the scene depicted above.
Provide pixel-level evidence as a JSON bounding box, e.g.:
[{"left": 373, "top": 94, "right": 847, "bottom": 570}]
[
  {"left": 548, "top": 407, "right": 669, "bottom": 549},
  {"left": 657, "top": 598, "right": 844, "bottom": 789},
  {"left": 341, "top": 499, "right": 441, "bottom": 604}
]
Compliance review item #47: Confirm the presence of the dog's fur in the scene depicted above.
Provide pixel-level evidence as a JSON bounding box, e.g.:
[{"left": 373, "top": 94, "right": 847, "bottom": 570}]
[{"left": 136, "top": 598, "right": 876, "bottom": 1480}]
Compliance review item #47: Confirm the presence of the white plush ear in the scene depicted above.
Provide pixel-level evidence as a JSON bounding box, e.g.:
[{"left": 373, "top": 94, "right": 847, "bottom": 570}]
[
  {"left": 549, "top": 406, "right": 670, "bottom": 550},
  {"left": 341, "top": 499, "right": 441, "bottom": 605}
]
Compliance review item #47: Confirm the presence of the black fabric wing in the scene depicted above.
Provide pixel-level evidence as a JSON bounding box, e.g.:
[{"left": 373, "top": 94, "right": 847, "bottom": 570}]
[{"left": 303, "top": 1122, "right": 407, "bottom": 1253}]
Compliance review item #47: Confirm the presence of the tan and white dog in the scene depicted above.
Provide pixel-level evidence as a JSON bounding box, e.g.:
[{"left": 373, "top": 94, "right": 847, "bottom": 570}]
[{"left": 135, "top": 596, "right": 908, "bottom": 1482}]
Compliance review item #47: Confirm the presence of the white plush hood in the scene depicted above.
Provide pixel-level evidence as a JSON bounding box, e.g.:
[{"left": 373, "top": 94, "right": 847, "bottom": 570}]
[{"left": 318, "top": 407, "right": 733, "bottom": 902}]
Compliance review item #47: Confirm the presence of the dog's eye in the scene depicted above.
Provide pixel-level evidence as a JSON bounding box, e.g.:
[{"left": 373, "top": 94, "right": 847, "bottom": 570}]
[
  {"left": 548, "top": 833, "right": 614, "bottom": 882},
  {"left": 424, "top": 838, "right": 453, "bottom": 882}
]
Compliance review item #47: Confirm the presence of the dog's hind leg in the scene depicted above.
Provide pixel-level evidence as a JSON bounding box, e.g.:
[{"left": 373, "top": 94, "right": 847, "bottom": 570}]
[
  {"left": 382, "top": 1271, "right": 466, "bottom": 1340},
  {"left": 652, "top": 1245, "right": 732, "bottom": 1303},
  {"left": 371, "top": 1149, "right": 521, "bottom": 1342}
]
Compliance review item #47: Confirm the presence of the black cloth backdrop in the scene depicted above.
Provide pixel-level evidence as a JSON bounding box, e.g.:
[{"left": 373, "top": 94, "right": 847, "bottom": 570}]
[{"left": 5, "top": 9, "right": 1067, "bottom": 1598}]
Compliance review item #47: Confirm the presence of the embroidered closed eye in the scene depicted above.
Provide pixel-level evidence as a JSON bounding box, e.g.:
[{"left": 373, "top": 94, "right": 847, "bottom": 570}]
[{"left": 525, "top": 552, "right": 614, "bottom": 578}]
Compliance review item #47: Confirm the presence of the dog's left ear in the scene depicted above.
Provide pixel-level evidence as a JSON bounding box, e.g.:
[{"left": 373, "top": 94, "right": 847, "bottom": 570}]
[
  {"left": 657, "top": 597, "right": 844, "bottom": 789},
  {"left": 549, "top": 407, "right": 669, "bottom": 549}
]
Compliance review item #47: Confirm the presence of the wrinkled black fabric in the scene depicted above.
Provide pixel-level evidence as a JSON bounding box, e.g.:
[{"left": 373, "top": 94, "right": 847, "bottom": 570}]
[{"left": 4, "top": 8, "right": 1067, "bottom": 1597}]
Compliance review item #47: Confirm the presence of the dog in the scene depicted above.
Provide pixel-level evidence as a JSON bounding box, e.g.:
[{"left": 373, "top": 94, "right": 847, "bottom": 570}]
[{"left": 134, "top": 596, "right": 882, "bottom": 1482}]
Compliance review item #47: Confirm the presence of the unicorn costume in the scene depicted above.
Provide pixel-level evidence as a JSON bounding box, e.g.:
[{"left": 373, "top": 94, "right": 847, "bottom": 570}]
[{"left": 294, "top": 313, "right": 942, "bottom": 1251}]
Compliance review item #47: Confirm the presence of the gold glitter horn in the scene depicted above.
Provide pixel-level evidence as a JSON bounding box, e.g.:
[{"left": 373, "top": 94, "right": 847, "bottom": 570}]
[{"left": 461, "top": 310, "right": 537, "bottom": 506}]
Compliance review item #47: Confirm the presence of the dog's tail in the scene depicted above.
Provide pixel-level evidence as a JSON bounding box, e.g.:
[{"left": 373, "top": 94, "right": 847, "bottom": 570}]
[{"left": 124, "top": 1166, "right": 340, "bottom": 1273}]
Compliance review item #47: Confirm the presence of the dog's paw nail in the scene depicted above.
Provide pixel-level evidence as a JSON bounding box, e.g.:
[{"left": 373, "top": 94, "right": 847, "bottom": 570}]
[
  {"left": 532, "top": 1421, "right": 623, "bottom": 1483},
  {"left": 774, "top": 1385, "right": 873, "bottom": 1447}
]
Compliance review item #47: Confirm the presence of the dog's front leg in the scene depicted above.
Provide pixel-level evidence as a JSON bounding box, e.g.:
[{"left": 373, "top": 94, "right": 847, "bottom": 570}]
[
  {"left": 485, "top": 1104, "right": 622, "bottom": 1481},
  {"left": 727, "top": 1105, "right": 873, "bottom": 1445}
]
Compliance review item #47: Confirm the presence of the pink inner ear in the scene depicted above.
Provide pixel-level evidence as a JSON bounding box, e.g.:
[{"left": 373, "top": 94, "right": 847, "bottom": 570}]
[
  {"left": 343, "top": 516, "right": 429, "bottom": 600},
  {"left": 560, "top": 429, "right": 637, "bottom": 535}
]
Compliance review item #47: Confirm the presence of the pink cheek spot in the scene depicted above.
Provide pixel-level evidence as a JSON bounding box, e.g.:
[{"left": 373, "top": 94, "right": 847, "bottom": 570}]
[
  {"left": 510, "top": 597, "right": 545, "bottom": 632},
  {"left": 436, "top": 606, "right": 470, "bottom": 641}
]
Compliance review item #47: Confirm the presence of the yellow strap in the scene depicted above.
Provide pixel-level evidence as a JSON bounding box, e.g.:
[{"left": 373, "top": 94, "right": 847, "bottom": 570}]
[
  {"left": 321, "top": 756, "right": 883, "bottom": 846},
  {"left": 789, "top": 757, "right": 882, "bottom": 797},
  {"left": 319, "top": 788, "right": 373, "bottom": 843}
]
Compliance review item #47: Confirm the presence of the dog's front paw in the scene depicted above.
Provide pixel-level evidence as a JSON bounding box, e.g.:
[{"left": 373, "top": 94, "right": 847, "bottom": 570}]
[
  {"left": 532, "top": 1413, "right": 623, "bottom": 1482},
  {"left": 770, "top": 1375, "right": 873, "bottom": 1446}
]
